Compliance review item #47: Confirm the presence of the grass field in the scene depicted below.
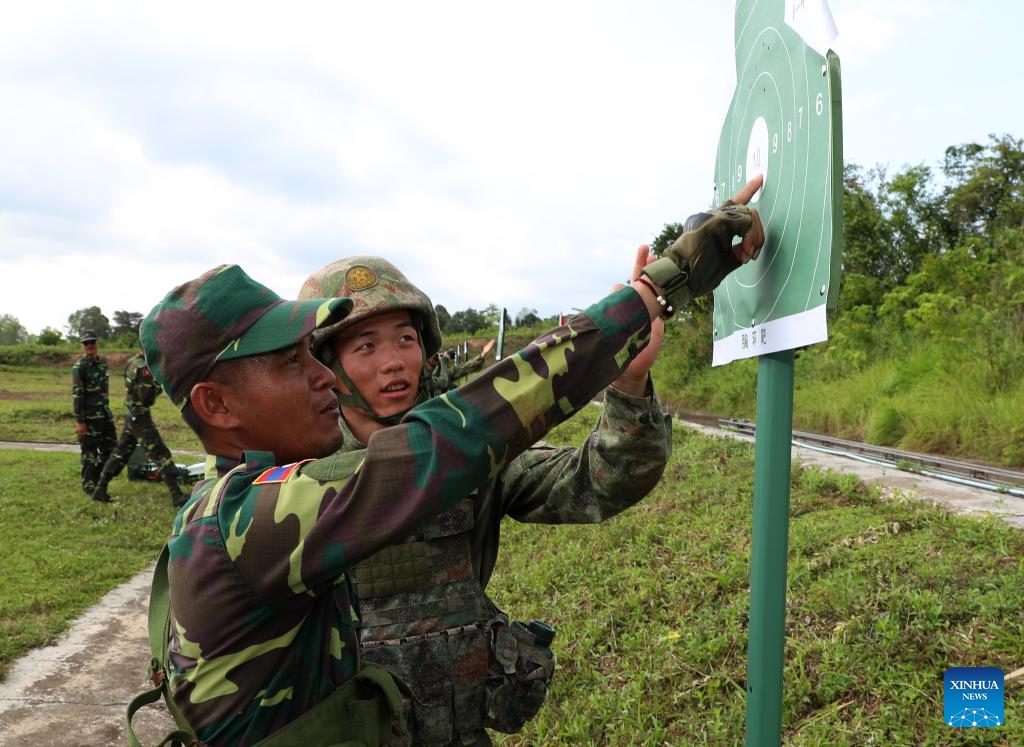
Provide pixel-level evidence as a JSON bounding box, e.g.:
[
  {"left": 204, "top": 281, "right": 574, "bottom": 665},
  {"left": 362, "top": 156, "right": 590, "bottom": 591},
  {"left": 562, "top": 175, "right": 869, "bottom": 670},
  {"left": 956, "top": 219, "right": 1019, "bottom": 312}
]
[
  {"left": 0, "top": 360, "right": 202, "bottom": 451},
  {"left": 2, "top": 364, "right": 1023, "bottom": 744}
]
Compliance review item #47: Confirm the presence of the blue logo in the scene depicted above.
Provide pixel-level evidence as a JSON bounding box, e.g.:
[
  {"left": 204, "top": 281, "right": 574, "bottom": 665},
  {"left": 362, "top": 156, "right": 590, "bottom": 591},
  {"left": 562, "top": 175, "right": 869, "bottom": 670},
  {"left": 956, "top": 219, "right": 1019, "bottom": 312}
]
[{"left": 944, "top": 667, "right": 1004, "bottom": 727}]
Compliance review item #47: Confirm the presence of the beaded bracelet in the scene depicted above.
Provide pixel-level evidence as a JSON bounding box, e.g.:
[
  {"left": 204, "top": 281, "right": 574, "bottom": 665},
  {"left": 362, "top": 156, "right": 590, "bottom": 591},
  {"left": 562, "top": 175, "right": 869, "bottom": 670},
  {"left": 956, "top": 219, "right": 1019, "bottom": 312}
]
[{"left": 635, "top": 274, "right": 675, "bottom": 318}]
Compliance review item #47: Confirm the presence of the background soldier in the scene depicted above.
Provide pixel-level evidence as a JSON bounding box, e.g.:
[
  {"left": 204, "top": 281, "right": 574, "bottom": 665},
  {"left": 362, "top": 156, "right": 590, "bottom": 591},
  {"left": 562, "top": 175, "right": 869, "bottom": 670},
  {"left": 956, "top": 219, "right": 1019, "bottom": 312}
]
[
  {"left": 427, "top": 340, "right": 496, "bottom": 396},
  {"left": 448, "top": 339, "right": 496, "bottom": 387},
  {"left": 71, "top": 329, "right": 117, "bottom": 498},
  {"left": 91, "top": 349, "right": 188, "bottom": 506}
]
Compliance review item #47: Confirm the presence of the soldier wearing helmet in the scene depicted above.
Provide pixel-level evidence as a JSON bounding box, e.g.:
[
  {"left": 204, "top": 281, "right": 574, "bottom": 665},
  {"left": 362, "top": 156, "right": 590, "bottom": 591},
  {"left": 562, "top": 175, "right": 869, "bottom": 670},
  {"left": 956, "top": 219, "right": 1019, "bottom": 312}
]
[
  {"left": 300, "top": 256, "right": 443, "bottom": 433},
  {"left": 133, "top": 177, "right": 761, "bottom": 746},
  {"left": 297, "top": 253, "right": 675, "bottom": 746}
]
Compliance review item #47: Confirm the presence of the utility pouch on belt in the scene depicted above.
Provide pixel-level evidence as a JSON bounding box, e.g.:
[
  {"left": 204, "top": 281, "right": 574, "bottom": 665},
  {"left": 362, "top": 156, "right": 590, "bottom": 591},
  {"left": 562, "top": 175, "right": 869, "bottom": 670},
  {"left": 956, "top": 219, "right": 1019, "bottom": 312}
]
[
  {"left": 485, "top": 617, "right": 557, "bottom": 734},
  {"left": 254, "top": 662, "right": 405, "bottom": 747},
  {"left": 126, "top": 545, "right": 405, "bottom": 747}
]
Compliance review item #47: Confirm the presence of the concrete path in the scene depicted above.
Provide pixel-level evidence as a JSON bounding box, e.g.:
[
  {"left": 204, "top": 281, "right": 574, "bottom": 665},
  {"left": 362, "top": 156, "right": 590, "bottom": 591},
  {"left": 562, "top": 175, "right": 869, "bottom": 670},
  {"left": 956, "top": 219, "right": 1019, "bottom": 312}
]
[
  {"left": 0, "top": 568, "right": 176, "bottom": 746},
  {"left": 1, "top": 427, "right": 1022, "bottom": 746}
]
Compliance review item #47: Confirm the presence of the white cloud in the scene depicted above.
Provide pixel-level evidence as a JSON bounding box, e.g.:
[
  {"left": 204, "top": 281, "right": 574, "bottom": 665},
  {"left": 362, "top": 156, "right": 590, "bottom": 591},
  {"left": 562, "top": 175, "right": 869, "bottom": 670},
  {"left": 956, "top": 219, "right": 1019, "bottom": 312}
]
[{"left": 1, "top": 1, "right": 1022, "bottom": 337}]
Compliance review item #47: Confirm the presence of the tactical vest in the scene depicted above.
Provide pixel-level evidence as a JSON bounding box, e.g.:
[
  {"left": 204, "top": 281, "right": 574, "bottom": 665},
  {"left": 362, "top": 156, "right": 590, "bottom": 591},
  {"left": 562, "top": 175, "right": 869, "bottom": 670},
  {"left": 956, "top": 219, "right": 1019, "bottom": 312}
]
[{"left": 352, "top": 498, "right": 556, "bottom": 746}]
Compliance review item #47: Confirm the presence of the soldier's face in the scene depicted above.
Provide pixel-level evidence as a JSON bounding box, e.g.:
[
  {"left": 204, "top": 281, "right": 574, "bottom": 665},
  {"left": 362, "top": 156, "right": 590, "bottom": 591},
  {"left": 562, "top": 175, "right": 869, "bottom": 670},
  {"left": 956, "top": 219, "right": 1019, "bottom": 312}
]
[
  {"left": 331, "top": 310, "right": 423, "bottom": 424},
  {"left": 225, "top": 338, "right": 343, "bottom": 463}
]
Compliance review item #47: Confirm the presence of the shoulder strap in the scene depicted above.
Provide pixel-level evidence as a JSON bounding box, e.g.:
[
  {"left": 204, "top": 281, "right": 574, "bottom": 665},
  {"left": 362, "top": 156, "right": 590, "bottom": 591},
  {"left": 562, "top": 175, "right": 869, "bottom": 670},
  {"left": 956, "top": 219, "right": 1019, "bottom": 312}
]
[{"left": 125, "top": 545, "right": 204, "bottom": 747}]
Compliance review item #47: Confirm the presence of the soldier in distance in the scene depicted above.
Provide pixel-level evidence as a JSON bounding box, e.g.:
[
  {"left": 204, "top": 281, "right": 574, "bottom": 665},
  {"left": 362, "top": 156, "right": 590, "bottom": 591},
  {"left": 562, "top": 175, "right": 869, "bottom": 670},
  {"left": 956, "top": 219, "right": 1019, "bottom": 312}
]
[
  {"left": 71, "top": 329, "right": 117, "bottom": 498},
  {"left": 90, "top": 347, "right": 189, "bottom": 506}
]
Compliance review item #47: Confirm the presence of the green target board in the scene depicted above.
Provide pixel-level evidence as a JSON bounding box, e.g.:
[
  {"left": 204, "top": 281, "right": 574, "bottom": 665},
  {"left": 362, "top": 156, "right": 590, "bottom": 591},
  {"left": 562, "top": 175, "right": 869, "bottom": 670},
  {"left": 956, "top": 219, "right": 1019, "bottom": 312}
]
[{"left": 711, "top": 0, "right": 843, "bottom": 366}]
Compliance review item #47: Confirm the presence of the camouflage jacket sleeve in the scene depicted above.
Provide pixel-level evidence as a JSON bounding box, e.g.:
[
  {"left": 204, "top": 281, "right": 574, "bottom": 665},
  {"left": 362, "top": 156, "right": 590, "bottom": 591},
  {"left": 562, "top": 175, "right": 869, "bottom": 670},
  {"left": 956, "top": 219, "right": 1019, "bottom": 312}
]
[
  {"left": 428, "top": 356, "right": 451, "bottom": 394},
  {"left": 71, "top": 360, "right": 85, "bottom": 422},
  {"left": 468, "top": 383, "right": 672, "bottom": 587},
  {"left": 451, "top": 353, "right": 486, "bottom": 379},
  {"left": 499, "top": 383, "right": 671, "bottom": 523},
  {"left": 125, "top": 355, "right": 160, "bottom": 414},
  {"left": 166, "top": 287, "right": 655, "bottom": 745},
  {"left": 175, "top": 287, "right": 654, "bottom": 590}
]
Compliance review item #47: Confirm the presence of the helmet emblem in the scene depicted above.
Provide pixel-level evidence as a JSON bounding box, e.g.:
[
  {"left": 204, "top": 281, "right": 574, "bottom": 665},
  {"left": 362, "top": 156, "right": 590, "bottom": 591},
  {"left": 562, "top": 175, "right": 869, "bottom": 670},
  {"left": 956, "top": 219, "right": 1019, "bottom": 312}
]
[{"left": 345, "top": 265, "right": 379, "bottom": 291}]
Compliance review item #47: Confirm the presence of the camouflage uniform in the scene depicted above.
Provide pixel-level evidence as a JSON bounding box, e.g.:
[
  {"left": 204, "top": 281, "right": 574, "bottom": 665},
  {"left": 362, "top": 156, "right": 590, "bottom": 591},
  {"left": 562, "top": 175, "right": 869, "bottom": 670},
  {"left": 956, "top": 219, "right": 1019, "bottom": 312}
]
[
  {"left": 92, "top": 352, "right": 187, "bottom": 506},
  {"left": 441, "top": 351, "right": 489, "bottom": 392},
  {"left": 157, "top": 284, "right": 656, "bottom": 746},
  {"left": 140, "top": 197, "right": 762, "bottom": 745},
  {"left": 427, "top": 354, "right": 452, "bottom": 396},
  {"left": 428, "top": 350, "right": 488, "bottom": 396},
  {"left": 347, "top": 385, "right": 670, "bottom": 746},
  {"left": 300, "top": 257, "right": 671, "bottom": 745},
  {"left": 71, "top": 338, "right": 117, "bottom": 494}
]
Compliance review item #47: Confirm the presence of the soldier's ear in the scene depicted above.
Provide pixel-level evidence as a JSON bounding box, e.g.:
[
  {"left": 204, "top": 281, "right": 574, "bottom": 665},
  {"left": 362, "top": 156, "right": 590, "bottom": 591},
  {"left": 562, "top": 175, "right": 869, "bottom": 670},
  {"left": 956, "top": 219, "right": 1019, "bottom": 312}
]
[{"left": 189, "top": 381, "right": 242, "bottom": 431}]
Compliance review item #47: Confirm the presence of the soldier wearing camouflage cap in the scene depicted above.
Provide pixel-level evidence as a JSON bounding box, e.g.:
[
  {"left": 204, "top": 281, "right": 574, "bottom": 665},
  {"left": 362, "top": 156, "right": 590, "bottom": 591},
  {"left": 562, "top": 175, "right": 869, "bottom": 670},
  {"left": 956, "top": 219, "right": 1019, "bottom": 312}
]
[
  {"left": 72, "top": 329, "right": 117, "bottom": 498},
  {"left": 133, "top": 180, "right": 763, "bottom": 747},
  {"left": 293, "top": 176, "right": 764, "bottom": 747}
]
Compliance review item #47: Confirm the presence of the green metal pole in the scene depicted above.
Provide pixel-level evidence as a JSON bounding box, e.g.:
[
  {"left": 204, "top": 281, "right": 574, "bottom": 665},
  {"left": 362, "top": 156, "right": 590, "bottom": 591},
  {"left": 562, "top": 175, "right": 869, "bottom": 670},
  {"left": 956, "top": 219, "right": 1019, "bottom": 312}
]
[{"left": 744, "top": 348, "right": 795, "bottom": 746}]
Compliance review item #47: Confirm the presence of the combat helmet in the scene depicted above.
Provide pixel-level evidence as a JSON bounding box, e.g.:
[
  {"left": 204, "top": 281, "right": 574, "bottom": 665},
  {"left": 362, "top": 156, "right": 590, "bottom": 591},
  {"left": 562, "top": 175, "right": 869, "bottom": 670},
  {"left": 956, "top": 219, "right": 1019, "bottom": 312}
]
[{"left": 298, "top": 256, "right": 443, "bottom": 424}]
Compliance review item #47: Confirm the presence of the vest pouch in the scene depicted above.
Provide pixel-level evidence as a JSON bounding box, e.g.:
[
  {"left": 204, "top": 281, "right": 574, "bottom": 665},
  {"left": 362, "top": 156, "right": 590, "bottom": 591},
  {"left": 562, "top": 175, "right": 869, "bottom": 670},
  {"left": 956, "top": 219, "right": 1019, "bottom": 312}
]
[
  {"left": 361, "top": 629, "right": 491, "bottom": 745},
  {"left": 484, "top": 617, "right": 556, "bottom": 734},
  {"left": 254, "top": 662, "right": 405, "bottom": 747}
]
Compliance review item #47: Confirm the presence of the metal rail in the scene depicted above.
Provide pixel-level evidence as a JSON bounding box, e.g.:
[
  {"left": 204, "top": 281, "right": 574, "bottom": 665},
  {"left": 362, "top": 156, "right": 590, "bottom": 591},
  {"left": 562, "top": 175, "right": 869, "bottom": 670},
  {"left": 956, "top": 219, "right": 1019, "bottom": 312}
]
[{"left": 718, "top": 418, "right": 1024, "bottom": 494}]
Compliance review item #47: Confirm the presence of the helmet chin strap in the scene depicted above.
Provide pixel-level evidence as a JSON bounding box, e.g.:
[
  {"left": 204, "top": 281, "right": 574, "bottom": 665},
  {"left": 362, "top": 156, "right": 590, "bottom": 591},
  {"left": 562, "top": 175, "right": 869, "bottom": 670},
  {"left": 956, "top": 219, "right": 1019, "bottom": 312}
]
[{"left": 319, "top": 344, "right": 431, "bottom": 429}]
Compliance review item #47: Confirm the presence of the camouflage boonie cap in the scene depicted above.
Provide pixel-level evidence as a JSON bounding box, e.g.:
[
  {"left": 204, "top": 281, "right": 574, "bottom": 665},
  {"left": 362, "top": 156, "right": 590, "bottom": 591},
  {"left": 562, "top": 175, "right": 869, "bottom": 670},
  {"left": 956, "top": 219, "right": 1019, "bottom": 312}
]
[
  {"left": 80, "top": 330, "right": 98, "bottom": 343},
  {"left": 140, "top": 264, "right": 353, "bottom": 409},
  {"left": 299, "top": 256, "right": 442, "bottom": 358}
]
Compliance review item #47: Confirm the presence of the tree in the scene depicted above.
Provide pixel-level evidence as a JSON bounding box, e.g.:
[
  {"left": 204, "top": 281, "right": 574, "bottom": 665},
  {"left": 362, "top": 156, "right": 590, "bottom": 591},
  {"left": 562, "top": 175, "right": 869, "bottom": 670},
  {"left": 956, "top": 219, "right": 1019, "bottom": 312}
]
[
  {"left": 839, "top": 164, "right": 893, "bottom": 286},
  {"left": 66, "top": 307, "right": 111, "bottom": 341},
  {"left": 112, "top": 310, "right": 143, "bottom": 339},
  {"left": 37, "top": 327, "right": 64, "bottom": 346},
  {"left": 879, "top": 163, "right": 942, "bottom": 282},
  {"left": 481, "top": 304, "right": 501, "bottom": 327},
  {"left": 434, "top": 304, "right": 451, "bottom": 333},
  {"left": 0, "top": 314, "right": 27, "bottom": 345},
  {"left": 650, "top": 222, "right": 684, "bottom": 259},
  {"left": 448, "top": 308, "right": 487, "bottom": 334},
  {"left": 941, "top": 134, "right": 1024, "bottom": 251},
  {"left": 515, "top": 307, "right": 541, "bottom": 327}
]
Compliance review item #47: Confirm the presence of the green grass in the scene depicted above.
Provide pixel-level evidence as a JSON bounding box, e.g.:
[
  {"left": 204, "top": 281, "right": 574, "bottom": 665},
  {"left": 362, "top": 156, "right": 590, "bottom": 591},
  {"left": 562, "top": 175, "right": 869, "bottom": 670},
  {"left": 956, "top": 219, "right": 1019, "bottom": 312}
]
[
  {"left": 2, "top": 363, "right": 1024, "bottom": 744},
  {"left": 0, "top": 364, "right": 202, "bottom": 451},
  {"left": 0, "top": 450, "right": 177, "bottom": 678},
  {"left": 488, "top": 415, "right": 1024, "bottom": 745},
  {"left": 650, "top": 331, "right": 1024, "bottom": 469}
]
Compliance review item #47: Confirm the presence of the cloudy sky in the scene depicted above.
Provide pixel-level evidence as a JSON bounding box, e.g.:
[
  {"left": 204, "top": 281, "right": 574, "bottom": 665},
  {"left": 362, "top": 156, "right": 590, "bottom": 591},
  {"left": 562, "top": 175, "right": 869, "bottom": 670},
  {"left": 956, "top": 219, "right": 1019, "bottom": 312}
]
[{"left": 1, "top": 0, "right": 1020, "bottom": 336}]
